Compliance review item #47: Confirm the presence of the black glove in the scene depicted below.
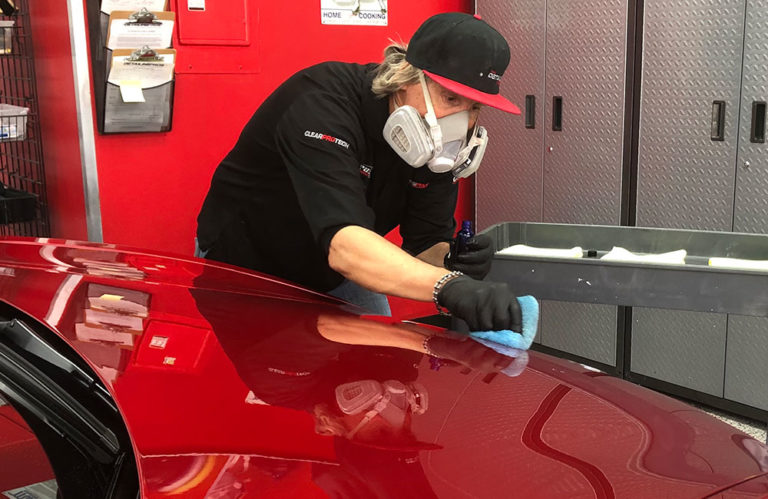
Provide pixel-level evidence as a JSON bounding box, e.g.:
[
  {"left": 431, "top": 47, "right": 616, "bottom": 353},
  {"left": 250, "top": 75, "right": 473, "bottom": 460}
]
[
  {"left": 444, "top": 234, "right": 495, "bottom": 280},
  {"left": 437, "top": 275, "right": 522, "bottom": 332}
]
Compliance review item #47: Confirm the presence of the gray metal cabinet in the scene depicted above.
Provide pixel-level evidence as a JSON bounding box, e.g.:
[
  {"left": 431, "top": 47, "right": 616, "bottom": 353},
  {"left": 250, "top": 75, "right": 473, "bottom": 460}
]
[
  {"left": 726, "top": 316, "right": 768, "bottom": 411},
  {"left": 479, "top": 0, "right": 768, "bottom": 415},
  {"left": 477, "top": 0, "right": 546, "bottom": 228},
  {"left": 541, "top": 0, "right": 628, "bottom": 226},
  {"left": 637, "top": 0, "right": 768, "bottom": 232},
  {"left": 634, "top": 0, "right": 768, "bottom": 410},
  {"left": 478, "top": 0, "right": 629, "bottom": 367},
  {"left": 478, "top": 0, "right": 629, "bottom": 229},
  {"left": 632, "top": 308, "right": 727, "bottom": 397},
  {"left": 727, "top": 0, "right": 768, "bottom": 412},
  {"left": 635, "top": 0, "right": 746, "bottom": 231},
  {"left": 733, "top": 0, "right": 768, "bottom": 233}
]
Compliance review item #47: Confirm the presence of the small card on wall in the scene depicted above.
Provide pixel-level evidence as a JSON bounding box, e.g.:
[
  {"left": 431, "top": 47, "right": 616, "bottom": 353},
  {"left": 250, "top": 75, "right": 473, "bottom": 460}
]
[{"left": 320, "top": 0, "right": 388, "bottom": 26}]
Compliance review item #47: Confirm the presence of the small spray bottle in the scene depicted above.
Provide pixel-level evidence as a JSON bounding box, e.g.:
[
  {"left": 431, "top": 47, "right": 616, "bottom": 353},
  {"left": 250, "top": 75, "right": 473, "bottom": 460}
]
[{"left": 456, "top": 220, "right": 474, "bottom": 255}]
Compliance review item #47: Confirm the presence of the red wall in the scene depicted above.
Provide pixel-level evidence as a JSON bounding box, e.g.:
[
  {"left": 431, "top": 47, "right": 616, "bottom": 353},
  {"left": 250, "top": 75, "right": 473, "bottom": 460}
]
[
  {"left": 94, "top": 0, "right": 473, "bottom": 255},
  {"left": 29, "top": 1, "right": 89, "bottom": 240},
  {"left": 30, "top": 0, "right": 473, "bottom": 319}
]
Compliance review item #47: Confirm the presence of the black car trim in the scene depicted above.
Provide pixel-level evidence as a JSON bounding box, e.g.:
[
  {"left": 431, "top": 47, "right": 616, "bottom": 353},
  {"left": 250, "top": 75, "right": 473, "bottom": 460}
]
[
  {"left": 1, "top": 319, "right": 117, "bottom": 411},
  {"left": 0, "top": 339, "right": 120, "bottom": 458},
  {"left": 0, "top": 305, "right": 139, "bottom": 498}
]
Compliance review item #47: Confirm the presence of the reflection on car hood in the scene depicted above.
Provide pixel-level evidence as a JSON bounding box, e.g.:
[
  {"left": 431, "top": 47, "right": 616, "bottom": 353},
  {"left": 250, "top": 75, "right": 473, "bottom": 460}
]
[{"left": 0, "top": 238, "right": 766, "bottom": 498}]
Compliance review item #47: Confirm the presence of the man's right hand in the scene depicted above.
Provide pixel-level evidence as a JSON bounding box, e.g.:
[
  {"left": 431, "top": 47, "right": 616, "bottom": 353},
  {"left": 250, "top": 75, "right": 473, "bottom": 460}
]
[{"left": 437, "top": 275, "right": 522, "bottom": 332}]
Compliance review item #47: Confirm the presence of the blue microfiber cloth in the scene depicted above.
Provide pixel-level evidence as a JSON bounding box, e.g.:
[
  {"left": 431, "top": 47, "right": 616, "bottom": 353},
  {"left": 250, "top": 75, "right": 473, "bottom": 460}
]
[{"left": 469, "top": 295, "right": 540, "bottom": 352}]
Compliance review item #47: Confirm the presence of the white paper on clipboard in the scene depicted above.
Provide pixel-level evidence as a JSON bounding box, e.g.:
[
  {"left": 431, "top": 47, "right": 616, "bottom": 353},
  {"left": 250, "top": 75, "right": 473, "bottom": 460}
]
[
  {"left": 106, "top": 10, "right": 175, "bottom": 50},
  {"left": 101, "top": 0, "right": 167, "bottom": 14},
  {"left": 107, "top": 50, "right": 175, "bottom": 93},
  {"left": 104, "top": 49, "right": 175, "bottom": 132}
]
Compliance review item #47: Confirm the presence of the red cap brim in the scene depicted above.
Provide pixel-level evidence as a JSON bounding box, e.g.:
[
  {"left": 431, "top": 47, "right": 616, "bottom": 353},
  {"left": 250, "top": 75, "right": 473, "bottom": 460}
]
[
  {"left": 424, "top": 71, "right": 520, "bottom": 114},
  {"left": 424, "top": 70, "right": 521, "bottom": 115}
]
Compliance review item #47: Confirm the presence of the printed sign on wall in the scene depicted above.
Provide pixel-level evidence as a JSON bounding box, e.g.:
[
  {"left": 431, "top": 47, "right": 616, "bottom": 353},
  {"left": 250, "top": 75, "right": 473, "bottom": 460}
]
[{"left": 321, "top": 0, "right": 388, "bottom": 26}]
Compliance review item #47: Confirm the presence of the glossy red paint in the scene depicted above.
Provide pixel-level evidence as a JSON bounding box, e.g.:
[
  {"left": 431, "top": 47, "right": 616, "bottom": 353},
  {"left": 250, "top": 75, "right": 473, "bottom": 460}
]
[
  {"left": 0, "top": 237, "right": 766, "bottom": 498},
  {"left": 0, "top": 405, "right": 55, "bottom": 491},
  {"left": 719, "top": 473, "right": 768, "bottom": 499}
]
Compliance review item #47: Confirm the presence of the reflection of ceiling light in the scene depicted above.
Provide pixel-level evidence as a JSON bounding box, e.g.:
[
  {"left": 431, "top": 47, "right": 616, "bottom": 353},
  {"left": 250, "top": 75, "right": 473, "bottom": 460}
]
[
  {"left": 100, "top": 293, "right": 124, "bottom": 301},
  {"left": 149, "top": 336, "right": 168, "bottom": 349},
  {"left": 39, "top": 245, "right": 73, "bottom": 271},
  {"left": 163, "top": 356, "right": 176, "bottom": 365},
  {"left": 581, "top": 364, "right": 603, "bottom": 373}
]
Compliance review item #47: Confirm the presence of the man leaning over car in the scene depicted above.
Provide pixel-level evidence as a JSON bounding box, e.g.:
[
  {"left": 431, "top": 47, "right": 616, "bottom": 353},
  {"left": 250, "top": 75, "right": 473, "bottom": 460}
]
[{"left": 195, "top": 13, "right": 523, "bottom": 334}]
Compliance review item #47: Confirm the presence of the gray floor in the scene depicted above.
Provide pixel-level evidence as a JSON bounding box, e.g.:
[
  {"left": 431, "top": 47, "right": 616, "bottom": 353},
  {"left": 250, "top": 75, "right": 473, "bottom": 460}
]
[{"left": 696, "top": 403, "right": 767, "bottom": 443}]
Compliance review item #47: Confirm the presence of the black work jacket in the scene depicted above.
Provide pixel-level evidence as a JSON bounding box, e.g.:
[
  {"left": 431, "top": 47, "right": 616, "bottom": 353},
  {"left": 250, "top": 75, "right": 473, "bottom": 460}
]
[{"left": 196, "top": 61, "right": 458, "bottom": 292}]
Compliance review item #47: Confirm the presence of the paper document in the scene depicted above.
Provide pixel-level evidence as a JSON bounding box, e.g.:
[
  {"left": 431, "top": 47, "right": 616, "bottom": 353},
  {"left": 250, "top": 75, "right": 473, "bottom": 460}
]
[
  {"left": 104, "top": 49, "right": 176, "bottom": 132},
  {"left": 107, "top": 50, "right": 175, "bottom": 90},
  {"left": 119, "top": 80, "right": 145, "bottom": 102},
  {"left": 107, "top": 10, "right": 175, "bottom": 49},
  {"left": 321, "top": 0, "right": 388, "bottom": 25},
  {"left": 105, "top": 49, "right": 175, "bottom": 131},
  {"left": 101, "top": 0, "right": 167, "bottom": 14}
]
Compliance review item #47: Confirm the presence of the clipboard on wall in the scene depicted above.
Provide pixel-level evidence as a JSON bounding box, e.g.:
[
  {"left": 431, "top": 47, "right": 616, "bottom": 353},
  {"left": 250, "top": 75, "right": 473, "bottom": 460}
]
[
  {"left": 98, "top": 1, "right": 168, "bottom": 52},
  {"left": 102, "top": 8, "right": 174, "bottom": 91},
  {"left": 89, "top": 1, "right": 174, "bottom": 134},
  {"left": 103, "top": 47, "right": 175, "bottom": 133},
  {"left": 106, "top": 9, "right": 175, "bottom": 50}
]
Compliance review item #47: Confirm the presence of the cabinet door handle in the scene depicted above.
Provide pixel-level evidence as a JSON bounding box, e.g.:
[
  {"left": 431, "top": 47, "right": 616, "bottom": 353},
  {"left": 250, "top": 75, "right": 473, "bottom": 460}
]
[
  {"left": 750, "top": 101, "right": 766, "bottom": 143},
  {"left": 710, "top": 101, "right": 725, "bottom": 141},
  {"left": 525, "top": 95, "right": 535, "bottom": 129},
  {"left": 552, "top": 96, "right": 562, "bottom": 131}
]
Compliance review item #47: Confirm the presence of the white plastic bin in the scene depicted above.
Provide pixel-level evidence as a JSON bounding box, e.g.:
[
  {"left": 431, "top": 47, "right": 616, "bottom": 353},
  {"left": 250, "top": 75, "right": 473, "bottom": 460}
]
[{"left": 0, "top": 103, "right": 29, "bottom": 141}]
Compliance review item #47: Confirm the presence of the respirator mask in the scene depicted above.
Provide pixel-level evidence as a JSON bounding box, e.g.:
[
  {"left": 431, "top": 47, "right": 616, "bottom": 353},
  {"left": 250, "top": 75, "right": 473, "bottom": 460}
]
[
  {"left": 335, "top": 379, "right": 428, "bottom": 438},
  {"left": 383, "top": 73, "right": 489, "bottom": 179}
]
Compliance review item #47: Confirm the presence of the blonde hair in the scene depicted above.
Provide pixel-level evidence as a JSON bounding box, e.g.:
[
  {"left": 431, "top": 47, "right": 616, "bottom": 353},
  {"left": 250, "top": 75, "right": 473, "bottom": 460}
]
[{"left": 371, "top": 42, "right": 423, "bottom": 97}]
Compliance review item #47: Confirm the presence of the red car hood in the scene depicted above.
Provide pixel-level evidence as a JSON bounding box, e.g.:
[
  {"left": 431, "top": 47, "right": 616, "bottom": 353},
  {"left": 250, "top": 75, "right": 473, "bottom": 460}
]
[{"left": 0, "top": 238, "right": 766, "bottom": 499}]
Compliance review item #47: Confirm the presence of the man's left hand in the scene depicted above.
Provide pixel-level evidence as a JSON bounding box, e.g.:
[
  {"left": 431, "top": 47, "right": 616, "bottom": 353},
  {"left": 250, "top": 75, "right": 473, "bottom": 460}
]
[{"left": 445, "top": 234, "right": 495, "bottom": 280}]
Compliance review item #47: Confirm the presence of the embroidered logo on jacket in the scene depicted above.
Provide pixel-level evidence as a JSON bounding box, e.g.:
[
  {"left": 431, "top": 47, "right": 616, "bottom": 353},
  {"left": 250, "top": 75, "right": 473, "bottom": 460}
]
[
  {"left": 304, "top": 130, "right": 350, "bottom": 149},
  {"left": 360, "top": 164, "right": 372, "bottom": 178},
  {"left": 409, "top": 180, "right": 429, "bottom": 189}
]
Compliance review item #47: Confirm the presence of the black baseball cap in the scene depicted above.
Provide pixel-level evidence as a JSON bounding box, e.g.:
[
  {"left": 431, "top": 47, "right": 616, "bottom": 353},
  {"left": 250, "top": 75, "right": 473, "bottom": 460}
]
[{"left": 406, "top": 12, "right": 520, "bottom": 114}]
